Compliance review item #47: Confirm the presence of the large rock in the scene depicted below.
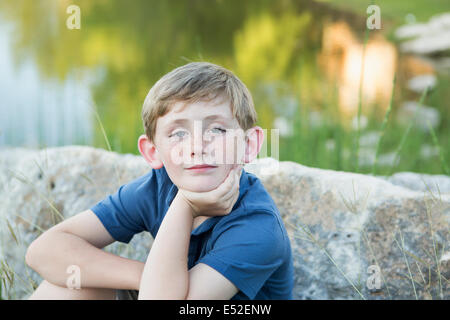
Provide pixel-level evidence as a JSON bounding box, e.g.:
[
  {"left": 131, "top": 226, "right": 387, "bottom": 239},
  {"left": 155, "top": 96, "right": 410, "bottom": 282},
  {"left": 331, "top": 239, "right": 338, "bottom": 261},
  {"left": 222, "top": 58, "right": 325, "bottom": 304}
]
[{"left": 0, "top": 146, "right": 448, "bottom": 300}]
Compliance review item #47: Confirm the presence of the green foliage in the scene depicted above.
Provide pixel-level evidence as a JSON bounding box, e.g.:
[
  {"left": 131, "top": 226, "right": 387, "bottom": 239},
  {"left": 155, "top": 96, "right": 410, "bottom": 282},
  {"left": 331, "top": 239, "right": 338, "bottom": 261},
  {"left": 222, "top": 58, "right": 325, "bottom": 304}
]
[{"left": 0, "top": 0, "right": 448, "bottom": 175}]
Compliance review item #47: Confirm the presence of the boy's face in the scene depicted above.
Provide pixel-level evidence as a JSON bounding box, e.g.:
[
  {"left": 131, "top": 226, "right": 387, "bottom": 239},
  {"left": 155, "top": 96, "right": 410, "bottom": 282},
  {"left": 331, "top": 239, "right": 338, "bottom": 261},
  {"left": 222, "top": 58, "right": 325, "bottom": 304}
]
[{"left": 144, "top": 98, "right": 249, "bottom": 192}]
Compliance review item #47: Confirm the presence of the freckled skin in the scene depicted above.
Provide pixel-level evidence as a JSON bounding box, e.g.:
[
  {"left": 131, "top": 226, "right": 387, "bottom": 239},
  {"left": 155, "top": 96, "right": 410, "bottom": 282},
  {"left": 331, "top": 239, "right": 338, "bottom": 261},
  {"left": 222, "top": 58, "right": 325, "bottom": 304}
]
[{"left": 153, "top": 99, "right": 246, "bottom": 192}]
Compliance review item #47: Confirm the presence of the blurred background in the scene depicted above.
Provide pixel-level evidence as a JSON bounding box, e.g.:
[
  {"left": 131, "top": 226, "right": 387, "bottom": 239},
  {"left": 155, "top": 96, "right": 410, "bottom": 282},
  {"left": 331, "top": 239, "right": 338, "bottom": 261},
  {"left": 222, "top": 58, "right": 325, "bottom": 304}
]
[{"left": 0, "top": 0, "right": 448, "bottom": 175}]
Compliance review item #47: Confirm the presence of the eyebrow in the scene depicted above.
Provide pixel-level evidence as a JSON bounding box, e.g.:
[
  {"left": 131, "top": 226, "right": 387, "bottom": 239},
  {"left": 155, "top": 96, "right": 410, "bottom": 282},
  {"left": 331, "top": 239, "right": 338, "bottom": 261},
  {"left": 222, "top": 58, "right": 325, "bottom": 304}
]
[{"left": 166, "top": 115, "right": 232, "bottom": 127}]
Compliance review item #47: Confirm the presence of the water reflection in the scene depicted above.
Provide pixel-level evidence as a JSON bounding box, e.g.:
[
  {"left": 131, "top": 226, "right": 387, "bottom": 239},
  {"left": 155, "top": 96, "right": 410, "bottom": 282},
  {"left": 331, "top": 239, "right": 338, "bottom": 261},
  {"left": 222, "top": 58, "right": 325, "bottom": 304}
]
[
  {"left": 0, "top": 21, "right": 93, "bottom": 148},
  {"left": 319, "top": 21, "right": 397, "bottom": 115}
]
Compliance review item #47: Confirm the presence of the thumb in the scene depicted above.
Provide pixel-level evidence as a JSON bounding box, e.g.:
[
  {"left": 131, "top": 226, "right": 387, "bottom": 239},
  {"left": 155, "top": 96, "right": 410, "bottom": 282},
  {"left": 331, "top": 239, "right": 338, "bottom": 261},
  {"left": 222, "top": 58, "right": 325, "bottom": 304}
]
[{"left": 234, "top": 163, "right": 243, "bottom": 175}]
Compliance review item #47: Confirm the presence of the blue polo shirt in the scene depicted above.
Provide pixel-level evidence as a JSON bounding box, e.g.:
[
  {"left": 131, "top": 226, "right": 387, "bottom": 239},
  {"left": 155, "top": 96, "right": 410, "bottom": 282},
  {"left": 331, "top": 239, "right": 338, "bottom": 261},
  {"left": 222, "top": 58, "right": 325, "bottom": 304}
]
[{"left": 90, "top": 166, "right": 294, "bottom": 300}]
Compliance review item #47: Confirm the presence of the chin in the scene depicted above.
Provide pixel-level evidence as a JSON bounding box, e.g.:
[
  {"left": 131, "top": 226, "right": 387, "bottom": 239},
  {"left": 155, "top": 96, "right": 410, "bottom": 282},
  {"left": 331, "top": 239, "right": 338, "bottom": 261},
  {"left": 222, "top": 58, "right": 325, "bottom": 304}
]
[{"left": 181, "top": 176, "right": 223, "bottom": 192}]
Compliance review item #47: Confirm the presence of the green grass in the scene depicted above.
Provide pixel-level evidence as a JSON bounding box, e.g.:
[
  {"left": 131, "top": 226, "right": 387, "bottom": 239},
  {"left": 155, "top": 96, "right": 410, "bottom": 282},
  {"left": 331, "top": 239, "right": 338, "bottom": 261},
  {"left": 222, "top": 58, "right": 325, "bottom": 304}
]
[
  {"left": 372, "top": 74, "right": 396, "bottom": 175},
  {"left": 321, "top": 0, "right": 450, "bottom": 23},
  {"left": 353, "top": 10, "right": 371, "bottom": 173},
  {"left": 275, "top": 72, "right": 448, "bottom": 176},
  {"left": 387, "top": 87, "right": 429, "bottom": 176}
]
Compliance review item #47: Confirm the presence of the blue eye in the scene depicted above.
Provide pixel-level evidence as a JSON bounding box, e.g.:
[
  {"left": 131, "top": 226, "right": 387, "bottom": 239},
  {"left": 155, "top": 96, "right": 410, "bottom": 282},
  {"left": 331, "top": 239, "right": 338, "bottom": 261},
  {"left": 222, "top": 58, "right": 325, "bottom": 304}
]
[
  {"left": 170, "top": 131, "right": 187, "bottom": 138},
  {"left": 210, "top": 127, "right": 226, "bottom": 134}
]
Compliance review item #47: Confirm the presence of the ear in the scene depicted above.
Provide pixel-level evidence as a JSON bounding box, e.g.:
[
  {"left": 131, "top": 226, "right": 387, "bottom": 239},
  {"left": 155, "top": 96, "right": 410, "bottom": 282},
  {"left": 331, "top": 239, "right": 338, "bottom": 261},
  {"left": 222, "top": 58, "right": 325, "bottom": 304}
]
[
  {"left": 243, "top": 126, "right": 264, "bottom": 164},
  {"left": 137, "top": 134, "right": 164, "bottom": 169}
]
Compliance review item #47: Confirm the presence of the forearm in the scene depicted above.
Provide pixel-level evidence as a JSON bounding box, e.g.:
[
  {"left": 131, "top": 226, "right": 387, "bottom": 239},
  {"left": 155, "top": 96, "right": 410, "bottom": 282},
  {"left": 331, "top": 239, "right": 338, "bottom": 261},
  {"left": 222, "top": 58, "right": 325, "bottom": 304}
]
[
  {"left": 26, "top": 231, "right": 144, "bottom": 290},
  {"left": 138, "top": 192, "right": 194, "bottom": 299}
]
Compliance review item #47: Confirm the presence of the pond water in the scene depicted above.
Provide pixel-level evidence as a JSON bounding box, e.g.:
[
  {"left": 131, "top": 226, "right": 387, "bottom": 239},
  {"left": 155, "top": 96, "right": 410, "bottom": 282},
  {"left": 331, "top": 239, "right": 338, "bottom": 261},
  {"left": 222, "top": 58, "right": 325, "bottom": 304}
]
[{"left": 0, "top": 20, "right": 94, "bottom": 147}]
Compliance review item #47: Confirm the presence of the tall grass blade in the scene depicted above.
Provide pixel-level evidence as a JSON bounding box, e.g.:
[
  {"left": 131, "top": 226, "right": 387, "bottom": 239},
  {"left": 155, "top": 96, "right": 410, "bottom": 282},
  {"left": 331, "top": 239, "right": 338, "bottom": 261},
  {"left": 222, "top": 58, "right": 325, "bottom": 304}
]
[
  {"left": 372, "top": 74, "right": 396, "bottom": 175},
  {"left": 388, "top": 86, "right": 429, "bottom": 176},
  {"left": 88, "top": 99, "right": 122, "bottom": 185},
  {"left": 424, "top": 197, "right": 444, "bottom": 299},
  {"left": 5, "top": 219, "right": 19, "bottom": 245},
  {"left": 394, "top": 229, "right": 418, "bottom": 299},
  {"left": 295, "top": 222, "right": 366, "bottom": 300},
  {"left": 426, "top": 121, "right": 449, "bottom": 175},
  {"left": 353, "top": 23, "right": 370, "bottom": 173},
  {"left": 5, "top": 168, "right": 65, "bottom": 223}
]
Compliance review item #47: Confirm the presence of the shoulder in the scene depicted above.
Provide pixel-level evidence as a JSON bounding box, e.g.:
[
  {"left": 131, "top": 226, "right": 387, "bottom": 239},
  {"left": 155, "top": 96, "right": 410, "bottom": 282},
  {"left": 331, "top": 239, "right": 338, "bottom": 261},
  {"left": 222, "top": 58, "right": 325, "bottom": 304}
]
[
  {"left": 239, "top": 170, "right": 279, "bottom": 213},
  {"left": 209, "top": 208, "right": 287, "bottom": 267},
  {"left": 121, "top": 166, "right": 171, "bottom": 198},
  {"left": 107, "top": 167, "right": 173, "bottom": 220},
  {"left": 234, "top": 170, "right": 286, "bottom": 237},
  {"left": 213, "top": 207, "right": 288, "bottom": 259}
]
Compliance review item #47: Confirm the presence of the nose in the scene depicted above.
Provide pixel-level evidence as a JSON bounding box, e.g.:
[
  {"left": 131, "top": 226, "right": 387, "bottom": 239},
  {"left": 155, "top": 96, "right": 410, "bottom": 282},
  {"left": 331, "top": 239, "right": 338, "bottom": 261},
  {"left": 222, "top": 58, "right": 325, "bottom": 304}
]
[
  {"left": 190, "top": 134, "right": 205, "bottom": 157},
  {"left": 190, "top": 121, "right": 206, "bottom": 159}
]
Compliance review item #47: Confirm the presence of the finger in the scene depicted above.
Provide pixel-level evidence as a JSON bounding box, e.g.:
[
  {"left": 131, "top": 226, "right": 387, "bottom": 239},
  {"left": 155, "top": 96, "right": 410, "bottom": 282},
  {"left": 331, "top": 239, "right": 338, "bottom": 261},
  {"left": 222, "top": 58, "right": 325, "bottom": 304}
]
[
  {"left": 225, "top": 189, "right": 240, "bottom": 213},
  {"left": 222, "top": 183, "right": 238, "bottom": 202},
  {"left": 229, "top": 164, "right": 242, "bottom": 185},
  {"left": 222, "top": 170, "right": 240, "bottom": 202},
  {"left": 213, "top": 167, "right": 236, "bottom": 197},
  {"left": 218, "top": 178, "right": 236, "bottom": 202},
  {"left": 218, "top": 179, "right": 237, "bottom": 204},
  {"left": 234, "top": 164, "right": 243, "bottom": 179},
  {"left": 227, "top": 187, "right": 239, "bottom": 205}
]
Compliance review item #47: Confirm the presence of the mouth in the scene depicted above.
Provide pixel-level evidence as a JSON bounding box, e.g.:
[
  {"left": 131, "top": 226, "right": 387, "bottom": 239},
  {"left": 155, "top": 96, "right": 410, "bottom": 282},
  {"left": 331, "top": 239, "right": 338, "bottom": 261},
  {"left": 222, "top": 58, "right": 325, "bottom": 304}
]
[{"left": 185, "top": 164, "right": 218, "bottom": 173}]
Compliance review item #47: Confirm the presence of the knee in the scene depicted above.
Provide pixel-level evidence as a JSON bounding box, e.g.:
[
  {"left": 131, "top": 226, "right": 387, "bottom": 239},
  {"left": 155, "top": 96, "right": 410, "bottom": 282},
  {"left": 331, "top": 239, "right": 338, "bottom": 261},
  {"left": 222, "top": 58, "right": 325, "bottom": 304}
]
[{"left": 28, "top": 280, "right": 117, "bottom": 300}]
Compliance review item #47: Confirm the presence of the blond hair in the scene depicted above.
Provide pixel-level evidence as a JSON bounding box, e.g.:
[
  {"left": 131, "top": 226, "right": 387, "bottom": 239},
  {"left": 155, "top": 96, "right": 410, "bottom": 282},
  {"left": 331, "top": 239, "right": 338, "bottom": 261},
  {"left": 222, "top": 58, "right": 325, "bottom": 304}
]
[{"left": 142, "top": 62, "right": 257, "bottom": 142}]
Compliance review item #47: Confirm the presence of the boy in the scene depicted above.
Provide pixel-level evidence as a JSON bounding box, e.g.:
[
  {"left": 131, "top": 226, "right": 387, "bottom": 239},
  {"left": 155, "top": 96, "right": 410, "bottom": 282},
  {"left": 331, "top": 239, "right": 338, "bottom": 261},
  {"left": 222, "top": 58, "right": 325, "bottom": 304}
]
[{"left": 25, "top": 62, "right": 294, "bottom": 300}]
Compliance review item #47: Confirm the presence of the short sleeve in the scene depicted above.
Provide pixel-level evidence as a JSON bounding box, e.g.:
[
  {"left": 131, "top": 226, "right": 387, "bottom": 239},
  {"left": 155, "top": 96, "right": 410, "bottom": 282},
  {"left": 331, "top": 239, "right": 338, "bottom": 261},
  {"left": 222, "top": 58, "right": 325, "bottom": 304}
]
[
  {"left": 198, "top": 210, "right": 285, "bottom": 299},
  {"left": 90, "top": 170, "right": 158, "bottom": 244}
]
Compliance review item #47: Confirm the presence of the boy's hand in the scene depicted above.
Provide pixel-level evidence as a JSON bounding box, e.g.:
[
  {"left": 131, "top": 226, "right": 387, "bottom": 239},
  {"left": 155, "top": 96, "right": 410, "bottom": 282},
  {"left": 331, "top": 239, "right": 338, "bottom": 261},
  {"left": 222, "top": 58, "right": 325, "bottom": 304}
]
[{"left": 177, "top": 165, "right": 243, "bottom": 218}]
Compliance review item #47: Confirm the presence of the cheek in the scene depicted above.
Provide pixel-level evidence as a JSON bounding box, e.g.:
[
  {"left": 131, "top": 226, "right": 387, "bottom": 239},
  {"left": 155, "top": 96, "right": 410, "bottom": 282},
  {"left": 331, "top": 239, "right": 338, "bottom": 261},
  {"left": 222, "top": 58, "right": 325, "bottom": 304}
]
[
  {"left": 222, "top": 135, "right": 245, "bottom": 164},
  {"left": 166, "top": 139, "right": 193, "bottom": 166},
  {"left": 205, "top": 135, "right": 241, "bottom": 166},
  {"left": 204, "top": 135, "right": 244, "bottom": 165},
  {"left": 157, "top": 140, "right": 180, "bottom": 164}
]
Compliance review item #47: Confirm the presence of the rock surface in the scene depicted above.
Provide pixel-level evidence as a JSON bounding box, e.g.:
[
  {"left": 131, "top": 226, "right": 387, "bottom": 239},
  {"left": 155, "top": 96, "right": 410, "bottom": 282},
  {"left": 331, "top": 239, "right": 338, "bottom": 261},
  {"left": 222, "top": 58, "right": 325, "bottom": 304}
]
[{"left": 0, "top": 146, "right": 448, "bottom": 300}]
